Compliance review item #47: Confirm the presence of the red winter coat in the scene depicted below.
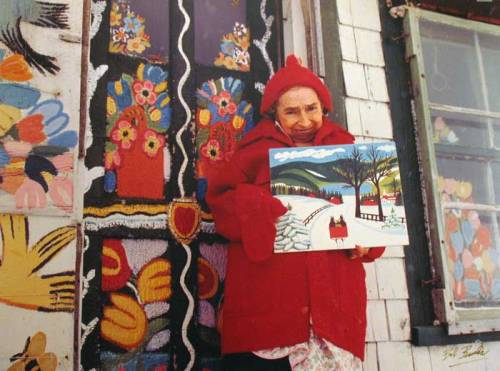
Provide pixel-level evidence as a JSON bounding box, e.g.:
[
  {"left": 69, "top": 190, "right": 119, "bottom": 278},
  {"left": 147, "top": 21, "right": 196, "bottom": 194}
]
[{"left": 206, "top": 118, "right": 384, "bottom": 360}]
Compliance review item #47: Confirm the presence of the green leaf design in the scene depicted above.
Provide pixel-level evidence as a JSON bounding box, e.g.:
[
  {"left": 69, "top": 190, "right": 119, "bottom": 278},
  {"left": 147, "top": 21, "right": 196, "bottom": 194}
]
[
  {"left": 104, "top": 141, "right": 117, "bottom": 153},
  {"left": 122, "top": 73, "right": 134, "bottom": 86},
  {"left": 196, "top": 129, "right": 210, "bottom": 152}
]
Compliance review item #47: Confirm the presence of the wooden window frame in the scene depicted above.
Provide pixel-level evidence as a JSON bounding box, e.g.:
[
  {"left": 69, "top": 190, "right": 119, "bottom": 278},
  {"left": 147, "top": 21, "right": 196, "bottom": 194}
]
[{"left": 404, "top": 7, "right": 500, "bottom": 335}]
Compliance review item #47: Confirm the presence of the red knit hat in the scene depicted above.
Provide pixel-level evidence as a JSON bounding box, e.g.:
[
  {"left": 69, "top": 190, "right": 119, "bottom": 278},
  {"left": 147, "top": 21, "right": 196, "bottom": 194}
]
[{"left": 260, "top": 55, "right": 333, "bottom": 115}]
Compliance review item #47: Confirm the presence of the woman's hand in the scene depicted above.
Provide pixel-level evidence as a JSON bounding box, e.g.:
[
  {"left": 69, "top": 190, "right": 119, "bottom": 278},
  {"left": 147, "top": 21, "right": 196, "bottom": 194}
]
[{"left": 348, "top": 245, "right": 370, "bottom": 259}]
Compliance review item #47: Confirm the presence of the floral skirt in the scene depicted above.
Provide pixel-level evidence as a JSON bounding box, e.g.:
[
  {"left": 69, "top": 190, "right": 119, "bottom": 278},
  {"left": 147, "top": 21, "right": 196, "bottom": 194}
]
[{"left": 253, "top": 329, "right": 362, "bottom": 371}]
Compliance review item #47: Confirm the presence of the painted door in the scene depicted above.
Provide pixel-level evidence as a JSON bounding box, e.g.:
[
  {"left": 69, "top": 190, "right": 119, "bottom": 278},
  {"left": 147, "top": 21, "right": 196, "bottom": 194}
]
[{"left": 82, "top": 1, "right": 282, "bottom": 370}]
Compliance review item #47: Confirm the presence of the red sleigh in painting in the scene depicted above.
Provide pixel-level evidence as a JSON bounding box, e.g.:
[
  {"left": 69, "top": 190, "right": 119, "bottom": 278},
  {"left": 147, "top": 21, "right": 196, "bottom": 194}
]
[{"left": 329, "top": 215, "right": 348, "bottom": 239}]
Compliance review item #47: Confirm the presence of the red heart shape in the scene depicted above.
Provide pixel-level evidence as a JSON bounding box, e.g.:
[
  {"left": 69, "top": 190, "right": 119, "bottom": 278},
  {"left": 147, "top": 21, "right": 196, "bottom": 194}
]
[{"left": 173, "top": 205, "right": 195, "bottom": 237}]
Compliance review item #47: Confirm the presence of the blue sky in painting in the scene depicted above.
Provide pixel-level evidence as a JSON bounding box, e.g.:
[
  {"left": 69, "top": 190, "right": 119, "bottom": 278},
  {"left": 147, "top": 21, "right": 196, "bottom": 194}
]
[{"left": 269, "top": 141, "right": 397, "bottom": 168}]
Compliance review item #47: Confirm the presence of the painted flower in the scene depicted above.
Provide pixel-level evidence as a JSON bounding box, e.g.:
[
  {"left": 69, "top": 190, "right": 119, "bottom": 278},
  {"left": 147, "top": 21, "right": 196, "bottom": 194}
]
[
  {"left": 476, "top": 225, "right": 492, "bottom": 247},
  {"left": 233, "top": 22, "right": 248, "bottom": 38},
  {"left": 456, "top": 181, "right": 472, "bottom": 200},
  {"left": 137, "top": 258, "right": 172, "bottom": 303},
  {"left": 25, "top": 99, "right": 77, "bottom": 148},
  {"left": 51, "top": 152, "right": 73, "bottom": 173},
  {"left": 139, "top": 63, "right": 168, "bottom": 89},
  {"left": 201, "top": 139, "right": 222, "bottom": 162},
  {"left": 16, "top": 114, "right": 46, "bottom": 144},
  {"left": 15, "top": 178, "right": 47, "bottom": 209},
  {"left": 101, "top": 293, "right": 147, "bottom": 351},
  {"left": 143, "top": 130, "right": 165, "bottom": 157},
  {"left": 196, "top": 108, "right": 211, "bottom": 127},
  {"left": 444, "top": 178, "right": 458, "bottom": 196},
  {"left": 0, "top": 54, "right": 32, "bottom": 82},
  {"left": 112, "top": 27, "right": 129, "bottom": 43},
  {"left": 149, "top": 92, "right": 171, "bottom": 129},
  {"left": 233, "top": 100, "right": 254, "bottom": 133},
  {"left": 111, "top": 120, "right": 137, "bottom": 149},
  {"left": 0, "top": 146, "right": 10, "bottom": 168},
  {"left": 48, "top": 176, "right": 72, "bottom": 212},
  {"left": 104, "top": 149, "right": 121, "bottom": 170},
  {"left": 107, "top": 77, "right": 133, "bottom": 113},
  {"left": 123, "top": 14, "right": 142, "bottom": 33},
  {"left": 211, "top": 91, "right": 237, "bottom": 117},
  {"left": 233, "top": 48, "right": 250, "bottom": 68},
  {"left": 198, "top": 257, "right": 219, "bottom": 300},
  {"left": 467, "top": 211, "right": 481, "bottom": 230},
  {"left": 110, "top": 6, "right": 122, "bottom": 27},
  {"left": 434, "top": 116, "right": 446, "bottom": 131},
  {"left": 0, "top": 103, "right": 21, "bottom": 137},
  {"left": 127, "top": 36, "right": 149, "bottom": 54},
  {"left": 445, "top": 213, "right": 459, "bottom": 233},
  {"left": 102, "top": 239, "right": 132, "bottom": 291},
  {"left": 3, "top": 76, "right": 39, "bottom": 106},
  {"left": 133, "top": 80, "right": 157, "bottom": 105},
  {"left": 104, "top": 171, "right": 116, "bottom": 193},
  {"left": 7, "top": 332, "right": 57, "bottom": 371},
  {"left": 215, "top": 54, "right": 238, "bottom": 70}
]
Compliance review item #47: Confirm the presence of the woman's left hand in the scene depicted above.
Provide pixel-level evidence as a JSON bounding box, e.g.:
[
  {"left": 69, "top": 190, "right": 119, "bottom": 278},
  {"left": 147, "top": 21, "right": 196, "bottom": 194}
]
[{"left": 348, "top": 245, "right": 370, "bottom": 259}]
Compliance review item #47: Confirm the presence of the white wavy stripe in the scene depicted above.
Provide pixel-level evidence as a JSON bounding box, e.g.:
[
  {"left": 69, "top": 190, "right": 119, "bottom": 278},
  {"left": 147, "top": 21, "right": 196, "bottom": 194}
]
[
  {"left": 175, "top": 2, "right": 195, "bottom": 370},
  {"left": 175, "top": 0, "right": 192, "bottom": 199},
  {"left": 253, "top": 0, "right": 275, "bottom": 76},
  {"left": 83, "top": 215, "right": 167, "bottom": 231},
  {"left": 180, "top": 244, "right": 195, "bottom": 371},
  {"left": 90, "top": 1, "right": 106, "bottom": 40}
]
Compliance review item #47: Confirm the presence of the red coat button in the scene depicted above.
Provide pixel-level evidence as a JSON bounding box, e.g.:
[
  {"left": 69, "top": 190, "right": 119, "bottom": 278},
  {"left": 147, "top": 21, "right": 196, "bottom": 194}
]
[{"left": 301, "top": 306, "right": 309, "bottom": 314}]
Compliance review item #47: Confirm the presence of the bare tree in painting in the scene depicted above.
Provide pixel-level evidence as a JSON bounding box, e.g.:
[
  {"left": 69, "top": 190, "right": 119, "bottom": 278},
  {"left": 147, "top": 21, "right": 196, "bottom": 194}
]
[
  {"left": 366, "top": 145, "right": 394, "bottom": 220},
  {"left": 330, "top": 147, "right": 370, "bottom": 218}
]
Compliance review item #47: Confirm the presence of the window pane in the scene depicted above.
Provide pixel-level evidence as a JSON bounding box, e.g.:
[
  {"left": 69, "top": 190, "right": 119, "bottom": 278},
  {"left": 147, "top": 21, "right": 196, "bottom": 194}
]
[
  {"left": 431, "top": 110, "right": 490, "bottom": 148},
  {"left": 420, "top": 19, "right": 484, "bottom": 110},
  {"left": 194, "top": 0, "right": 250, "bottom": 71},
  {"left": 495, "top": 126, "right": 500, "bottom": 148},
  {"left": 109, "top": 0, "right": 170, "bottom": 63},
  {"left": 445, "top": 209, "right": 500, "bottom": 308},
  {"left": 436, "top": 157, "right": 491, "bottom": 205},
  {"left": 493, "top": 163, "right": 500, "bottom": 204},
  {"left": 478, "top": 33, "right": 500, "bottom": 113}
]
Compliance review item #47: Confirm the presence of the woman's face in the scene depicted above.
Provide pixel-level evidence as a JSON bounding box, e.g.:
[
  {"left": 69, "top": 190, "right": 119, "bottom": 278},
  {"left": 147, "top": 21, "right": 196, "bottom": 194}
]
[{"left": 275, "top": 86, "right": 323, "bottom": 145}]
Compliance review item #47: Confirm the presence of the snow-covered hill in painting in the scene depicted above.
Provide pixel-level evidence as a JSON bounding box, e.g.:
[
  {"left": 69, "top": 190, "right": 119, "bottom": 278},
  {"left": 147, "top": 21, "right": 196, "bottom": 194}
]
[{"left": 275, "top": 195, "right": 409, "bottom": 252}]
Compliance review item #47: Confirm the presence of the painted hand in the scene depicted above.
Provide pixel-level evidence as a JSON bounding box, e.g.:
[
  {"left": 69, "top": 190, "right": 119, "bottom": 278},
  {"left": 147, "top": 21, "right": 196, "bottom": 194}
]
[{"left": 0, "top": 214, "right": 76, "bottom": 312}]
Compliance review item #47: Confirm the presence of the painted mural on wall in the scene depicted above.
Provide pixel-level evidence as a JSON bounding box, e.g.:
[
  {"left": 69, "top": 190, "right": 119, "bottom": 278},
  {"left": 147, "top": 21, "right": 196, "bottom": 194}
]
[
  {"left": 82, "top": 0, "right": 280, "bottom": 369},
  {"left": 0, "top": 1, "right": 83, "bottom": 369},
  {"left": 0, "top": 50, "right": 77, "bottom": 214},
  {"left": 0, "top": 215, "right": 77, "bottom": 370},
  {"left": 0, "top": 1, "right": 69, "bottom": 74},
  {"left": 194, "top": 0, "right": 250, "bottom": 71},
  {"left": 109, "top": 0, "right": 170, "bottom": 63},
  {"left": 197, "top": 242, "right": 227, "bottom": 348},
  {"left": 105, "top": 63, "right": 171, "bottom": 200},
  {"left": 195, "top": 77, "right": 254, "bottom": 205},
  {"left": 7, "top": 331, "right": 58, "bottom": 371},
  {"left": 100, "top": 239, "right": 172, "bottom": 369},
  {"left": 0, "top": 0, "right": 83, "bottom": 215}
]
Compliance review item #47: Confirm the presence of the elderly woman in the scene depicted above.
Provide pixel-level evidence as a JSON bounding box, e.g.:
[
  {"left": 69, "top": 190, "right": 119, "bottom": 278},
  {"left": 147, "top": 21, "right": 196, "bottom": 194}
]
[{"left": 207, "top": 55, "right": 384, "bottom": 370}]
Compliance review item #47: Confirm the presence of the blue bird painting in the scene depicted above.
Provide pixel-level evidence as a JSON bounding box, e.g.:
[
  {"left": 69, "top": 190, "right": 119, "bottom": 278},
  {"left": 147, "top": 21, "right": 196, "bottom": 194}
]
[{"left": 0, "top": 0, "right": 69, "bottom": 75}]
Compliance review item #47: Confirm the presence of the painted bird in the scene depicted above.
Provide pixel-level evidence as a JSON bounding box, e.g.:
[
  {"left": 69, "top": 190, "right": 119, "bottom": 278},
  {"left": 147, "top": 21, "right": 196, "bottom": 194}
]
[{"left": 0, "top": 0, "right": 69, "bottom": 75}]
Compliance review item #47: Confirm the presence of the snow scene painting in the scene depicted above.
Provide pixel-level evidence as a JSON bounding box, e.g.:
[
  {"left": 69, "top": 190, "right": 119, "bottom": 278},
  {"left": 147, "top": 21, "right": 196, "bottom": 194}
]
[{"left": 269, "top": 141, "right": 409, "bottom": 252}]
